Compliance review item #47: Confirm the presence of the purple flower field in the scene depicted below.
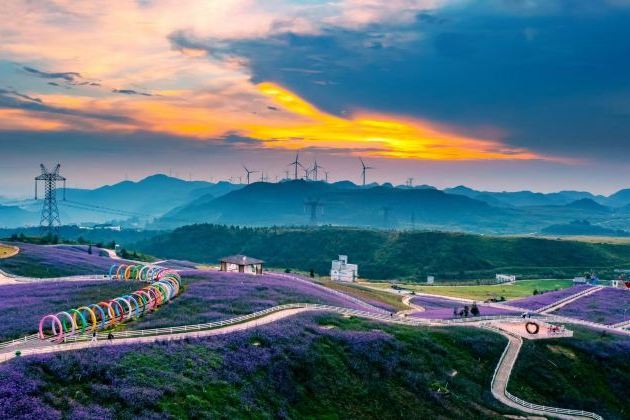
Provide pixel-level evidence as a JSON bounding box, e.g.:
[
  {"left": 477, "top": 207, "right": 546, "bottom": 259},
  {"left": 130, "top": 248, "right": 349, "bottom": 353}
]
[
  {"left": 409, "top": 295, "right": 519, "bottom": 320},
  {"left": 0, "top": 281, "right": 140, "bottom": 341},
  {"left": 127, "top": 270, "right": 375, "bottom": 330},
  {"left": 553, "top": 288, "right": 629, "bottom": 325},
  {"left": 508, "top": 285, "right": 593, "bottom": 310},
  {"left": 0, "top": 312, "right": 508, "bottom": 419},
  {"left": 0, "top": 243, "right": 122, "bottom": 278}
]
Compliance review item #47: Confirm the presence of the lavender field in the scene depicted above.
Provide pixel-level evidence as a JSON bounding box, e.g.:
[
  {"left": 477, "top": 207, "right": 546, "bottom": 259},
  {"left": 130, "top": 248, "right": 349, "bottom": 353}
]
[
  {"left": 409, "top": 295, "right": 519, "bottom": 320},
  {"left": 127, "top": 270, "right": 374, "bottom": 330},
  {"left": 0, "top": 243, "right": 121, "bottom": 278},
  {"left": 0, "top": 281, "right": 140, "bottom": 341},
  {"left": 508, "top": 285, "right": 593, "bottom": 311},
  {"left": 0, "top": 312, "right": 509, "bottom": 419},
  {"left": 553, "top": 288, "right": 629, "bottom": 324}
]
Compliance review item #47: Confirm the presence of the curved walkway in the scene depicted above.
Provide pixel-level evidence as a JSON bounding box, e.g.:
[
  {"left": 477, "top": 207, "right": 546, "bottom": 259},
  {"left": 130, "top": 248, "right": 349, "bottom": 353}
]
[
  {"left": 0, "top": 268, "right": 108, "bottom": 284},
  {"left": 485, "top": 325, "right": 602, "bottom": 420}
]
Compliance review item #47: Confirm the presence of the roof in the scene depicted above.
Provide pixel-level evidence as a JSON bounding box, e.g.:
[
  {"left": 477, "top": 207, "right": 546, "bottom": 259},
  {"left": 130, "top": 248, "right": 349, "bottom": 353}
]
[{"left": 220, "top": 255, "right": 264, "bottom": 265}]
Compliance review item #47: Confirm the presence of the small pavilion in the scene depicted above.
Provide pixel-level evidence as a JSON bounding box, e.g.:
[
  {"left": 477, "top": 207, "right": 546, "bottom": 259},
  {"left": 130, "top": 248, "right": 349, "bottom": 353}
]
[{"left": 219, "top": 255, "right": 264, "bottom": 275}]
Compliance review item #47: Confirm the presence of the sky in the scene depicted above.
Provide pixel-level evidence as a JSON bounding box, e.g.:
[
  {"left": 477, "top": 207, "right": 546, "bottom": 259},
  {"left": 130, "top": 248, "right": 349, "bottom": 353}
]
[{"left": 1, "top": 0, "right": 630, "bottom": 197}]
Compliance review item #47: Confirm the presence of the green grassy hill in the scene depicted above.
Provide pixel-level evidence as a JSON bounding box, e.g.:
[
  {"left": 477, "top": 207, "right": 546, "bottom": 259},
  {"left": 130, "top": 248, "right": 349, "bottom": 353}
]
[{"left": 134, "top": 225, "right": 630, "bottom": 281}]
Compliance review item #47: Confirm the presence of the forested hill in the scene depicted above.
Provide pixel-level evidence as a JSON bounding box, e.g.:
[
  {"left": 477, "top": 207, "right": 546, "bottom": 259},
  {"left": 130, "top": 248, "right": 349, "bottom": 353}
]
[{"left": 134, "top": 225, "right": 630, "bottom": 281}]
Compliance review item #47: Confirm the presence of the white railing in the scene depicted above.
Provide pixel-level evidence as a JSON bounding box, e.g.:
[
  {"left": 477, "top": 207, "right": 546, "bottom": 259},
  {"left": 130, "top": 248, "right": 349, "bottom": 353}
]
[
  {"left": 504, "top": 391, "right": 603, "bottom": 420},
  {"left": 0, "top": 333, "right": 39, "bottom": 350},
  {"left": 609, "top": 319, "right": 630, "bottom": 329}
]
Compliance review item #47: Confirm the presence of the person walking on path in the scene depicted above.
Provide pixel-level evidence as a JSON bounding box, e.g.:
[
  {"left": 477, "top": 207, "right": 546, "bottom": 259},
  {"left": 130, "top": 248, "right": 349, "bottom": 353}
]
[
  {"left": 91, "top": 331, "right": 97, "bottom": 343},
  {"left": 107, "top": 332, "right": 114, "bottom": 342}
]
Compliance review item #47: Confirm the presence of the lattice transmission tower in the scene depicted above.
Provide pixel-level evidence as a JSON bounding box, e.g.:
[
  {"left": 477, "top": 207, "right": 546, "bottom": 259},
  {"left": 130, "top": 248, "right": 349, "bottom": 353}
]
[
  {"left": 35, "top": 164, "right": 66, "bottom": 234},
  {"left": 304, "top": 198, "right": 323, "bottom": 225}
]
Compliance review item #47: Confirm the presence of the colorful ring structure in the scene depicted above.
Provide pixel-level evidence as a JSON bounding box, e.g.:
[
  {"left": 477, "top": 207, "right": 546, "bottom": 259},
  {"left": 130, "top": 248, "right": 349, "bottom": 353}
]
[{"left": 39, "top": 265, "right": 182, "bottom": 343}]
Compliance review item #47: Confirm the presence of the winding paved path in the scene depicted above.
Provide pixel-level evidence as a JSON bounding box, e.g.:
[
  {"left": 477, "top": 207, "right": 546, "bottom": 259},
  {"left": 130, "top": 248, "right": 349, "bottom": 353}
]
[{"left": 487, "top": 327, "right": 602, "bottom": 420}]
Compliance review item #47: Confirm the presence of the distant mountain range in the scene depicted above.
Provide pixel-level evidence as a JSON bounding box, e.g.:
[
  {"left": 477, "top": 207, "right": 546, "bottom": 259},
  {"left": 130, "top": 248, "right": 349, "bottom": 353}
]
[
  {"left": 0, "top": 205, "right": 36, "bottom": 228},
  {"left": 0, "top": 174, "right": 240, "bottom": 227},
  {"left": 154, "top": 180, "right": 501, "bottom": 230},
  {"left": 2, "top": 174, "right": 630, "bottom": 234}
]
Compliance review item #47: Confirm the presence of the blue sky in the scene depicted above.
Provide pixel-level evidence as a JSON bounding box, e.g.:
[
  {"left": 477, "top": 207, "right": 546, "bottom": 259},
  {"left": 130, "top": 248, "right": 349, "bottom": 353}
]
[{"left": 1, "top": 0, "right": 629, "bottom": 196}]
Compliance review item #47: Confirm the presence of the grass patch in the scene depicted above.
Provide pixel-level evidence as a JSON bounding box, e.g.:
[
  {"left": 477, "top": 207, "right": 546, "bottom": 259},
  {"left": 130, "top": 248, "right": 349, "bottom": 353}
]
[
  {"left": 365, "top": 279, "right": 573, "bottom": 301},
  {"left": 317, "top": 280, "right": 407, "bottom": 311}
]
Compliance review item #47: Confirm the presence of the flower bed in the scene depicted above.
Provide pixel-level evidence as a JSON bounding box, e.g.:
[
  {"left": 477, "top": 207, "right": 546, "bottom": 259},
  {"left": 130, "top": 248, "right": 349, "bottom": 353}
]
[
  {"left": 126, "top": 270, "right": 377, "bottom": 330},
  {"left": 409, "top": 295, "right": 519, "bottom": 320},
  {"left": 0, "top": 243, "right": 121, "bottom": 278},
  {"left": 553, "top": 288, "right": 629, "bottom": 324},
  {"left": 508, "top": 284, "right": 593, "bottom": 311},
  {"left": 0, "top": 281, "right": 140, "bottom": 341}
]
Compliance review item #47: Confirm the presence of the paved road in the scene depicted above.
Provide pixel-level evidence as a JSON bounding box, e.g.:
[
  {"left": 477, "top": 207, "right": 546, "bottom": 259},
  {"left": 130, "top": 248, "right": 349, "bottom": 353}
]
[{"left": 489, "top": 328, "right": 600, "bottom": 420}]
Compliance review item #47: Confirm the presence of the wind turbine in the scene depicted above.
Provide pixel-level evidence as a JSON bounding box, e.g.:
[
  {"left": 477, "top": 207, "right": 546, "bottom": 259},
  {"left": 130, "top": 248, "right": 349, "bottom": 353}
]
[
  {"left": 312, "top": 160, "right": 323, "bottom": 181},
  {"left": 242, "top": 165, "right": 259, "bottom": 185},
  {"left": 360, "top": 158, "right": 374, "bottom": 186},
  {"left": 324, "top": 171, "right": 330, "bottom": 183},
  {"left": 289, "top": 152, "right": 302, "bottom": 180},
  {"left": 303, "top": 166, "right": 311, "bottom": 180}
]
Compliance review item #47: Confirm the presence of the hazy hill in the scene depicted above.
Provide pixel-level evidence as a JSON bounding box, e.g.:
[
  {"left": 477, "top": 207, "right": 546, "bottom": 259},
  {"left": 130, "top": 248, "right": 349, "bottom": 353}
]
[
  {"left": 606, "top": 189, "right": 630, "bottom": 207},
  {"left": 0, "top": 205, "right": 37, "bottom": 228},
  {"left": 18, "top": 174, "right": 242, "bottom": 225},
  {"left": 156, "top": 180, "right": 504, "bottom": 230},
  {"left": 564, "top": 198, "right": 611, "bottom": 213},
  {"left": 541, "top": 220, "right": 630, "bottom": 237},
  {"left": 444, "top": 186, "right": 606, "bottom": 207}
]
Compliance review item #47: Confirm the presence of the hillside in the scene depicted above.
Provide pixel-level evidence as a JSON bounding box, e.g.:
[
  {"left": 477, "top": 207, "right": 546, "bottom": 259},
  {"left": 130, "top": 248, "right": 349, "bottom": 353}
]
[
  {"left": 542, "top": 220, "right": 630, "bottom": 237},
  {"left": 18, "top": 175, "right": 243, "bottom": 225},
  {"left": 134, "top": 225, "right": 630, "bottom": 280},
  {"left": 153, "top": 181, "right": 630, "bottom": 233},
  {"left": 0, "top": 314, "right": 512, "bottom": 418},
  {"left": 157, "top": 180, "right": 512, "bottom": 231},
  {"left": 0, "top": 205, "right": 37, "bottom": 228}
]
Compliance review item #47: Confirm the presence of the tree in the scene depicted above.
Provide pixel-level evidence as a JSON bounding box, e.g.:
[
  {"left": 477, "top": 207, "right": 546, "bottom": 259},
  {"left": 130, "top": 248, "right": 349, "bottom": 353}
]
[
  {"left": 533, "top": 289, "right": 539, "bottom": 295},
  {"left": 309, "top": 268, "right": 315, "bottom": 278},
  {"left": 88, "top": 244, "right": 93, "bottom": 255},
  {"left": 470, "top": 302, "right": 480, "bottom": 316}
]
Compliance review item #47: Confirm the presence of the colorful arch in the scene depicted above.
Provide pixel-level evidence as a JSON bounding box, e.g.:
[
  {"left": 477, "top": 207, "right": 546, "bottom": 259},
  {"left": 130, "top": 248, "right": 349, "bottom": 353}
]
[{"left": 38, "top": 264, "right": 182, "bottom": 342}]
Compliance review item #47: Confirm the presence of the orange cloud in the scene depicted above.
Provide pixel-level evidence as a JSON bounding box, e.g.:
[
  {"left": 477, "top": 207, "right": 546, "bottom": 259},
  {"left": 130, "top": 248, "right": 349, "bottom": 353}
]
[
  {"left": 0, "top": 82, "right": 547, "bottom": 161},
  {"left": 244, "top": 83, "right": 542, "bottom": 160}
]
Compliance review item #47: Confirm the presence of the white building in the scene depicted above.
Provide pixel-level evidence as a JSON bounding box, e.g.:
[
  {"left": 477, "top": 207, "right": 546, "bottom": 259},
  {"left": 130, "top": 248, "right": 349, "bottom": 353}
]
[
  {"left": 496, "top": 274, "right": 516, "bottom": 283},
  {"left": 330, "top": 255, "right": 358, "bottom": 282}
]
